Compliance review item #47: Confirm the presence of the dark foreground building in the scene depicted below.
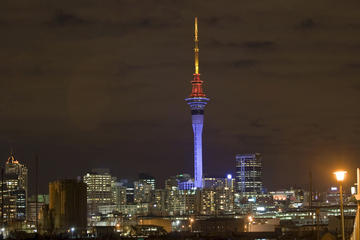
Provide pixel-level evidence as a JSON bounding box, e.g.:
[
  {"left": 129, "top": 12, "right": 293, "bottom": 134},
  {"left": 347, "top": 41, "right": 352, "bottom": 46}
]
[
  {"left": 49, "top": 179, "right": 87, "bottom": 233},
  {"left": 192, "top": 217, "right": 244, "bottom": 233}
]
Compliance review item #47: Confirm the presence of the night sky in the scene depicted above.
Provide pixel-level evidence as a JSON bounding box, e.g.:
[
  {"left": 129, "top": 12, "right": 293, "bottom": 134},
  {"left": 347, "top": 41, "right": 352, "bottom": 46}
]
[{"left": 1, "top": 0, "right": 360, "bottom": 193}]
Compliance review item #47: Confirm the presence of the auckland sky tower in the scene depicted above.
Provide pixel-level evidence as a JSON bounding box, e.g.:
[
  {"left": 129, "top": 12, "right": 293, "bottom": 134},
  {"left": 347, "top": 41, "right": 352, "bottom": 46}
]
[{"left": 185, "top": 17, "right": 210, "bottom": 189}]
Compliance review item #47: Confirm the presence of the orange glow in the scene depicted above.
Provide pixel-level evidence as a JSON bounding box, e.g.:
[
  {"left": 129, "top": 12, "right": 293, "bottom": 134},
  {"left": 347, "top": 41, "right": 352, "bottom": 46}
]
[{"left": 334, "top": 171, "right": 347, "bottom": 182}]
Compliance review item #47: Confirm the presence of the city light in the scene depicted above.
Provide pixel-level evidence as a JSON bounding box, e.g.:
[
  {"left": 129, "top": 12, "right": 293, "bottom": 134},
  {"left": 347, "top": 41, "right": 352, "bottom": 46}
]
[
  {"left": 256, "top": 206, "right": 265, "bottom": 212},
  {"left": 333, "top": 170, "right": 347, "bottom": 240},
  {"left": 227, "top": 174, "right": 232, "bottom": 180},
  {"left": 334, "top": 171, "right": 347, "bottom": 182}
]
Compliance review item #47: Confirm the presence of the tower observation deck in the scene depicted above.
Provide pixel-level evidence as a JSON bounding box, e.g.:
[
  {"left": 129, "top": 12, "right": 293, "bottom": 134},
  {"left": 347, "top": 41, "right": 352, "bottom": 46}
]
[{"left": 185, "top": 17, "right": 210, "bottom": 189}]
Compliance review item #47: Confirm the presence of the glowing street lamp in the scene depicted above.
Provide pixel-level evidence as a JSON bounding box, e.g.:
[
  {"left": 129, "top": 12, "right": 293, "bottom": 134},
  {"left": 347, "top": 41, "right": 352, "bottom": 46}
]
[
  {"left": 334, "top": 171, "right": 347, "bottom": 182},
  {"left": 248, "top": 216, "right": 253, "bottom": 232},
  {"left": 189, "top": 218, "right": 194, "bottom": 232},
  {"left": 334, "top": 170, "right": 347, "bottom": 240},
  {"left": 70, "top": 227, "right": 75, "bottom": 238}
]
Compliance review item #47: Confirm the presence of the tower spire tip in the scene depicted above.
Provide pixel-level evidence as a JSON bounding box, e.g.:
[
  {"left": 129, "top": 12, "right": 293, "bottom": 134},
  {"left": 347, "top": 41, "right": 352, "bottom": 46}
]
[{"left": 194, "top": 17, "right": 199, "bottom": 75}]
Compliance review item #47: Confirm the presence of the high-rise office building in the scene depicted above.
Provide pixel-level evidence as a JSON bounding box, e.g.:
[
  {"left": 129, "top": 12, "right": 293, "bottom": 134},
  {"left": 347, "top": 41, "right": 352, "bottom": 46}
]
[
  {"left": 165, "top": 176, "right": 178, "bottom": 191},
  {"left": 134, "top": 180, "right": 153, "bottom": 203},
  {"left": 185, "top": 17, "right": 210, "bottom": 189},
  {"left": 138, "top": 173, "right": 156, "bottom": 190},
  {"left": 83, "top": 169, "right": 114, "bottom": 215},
  {"left": 49, "top": 179, "right": 87, "bottom": 233},
  {"left": 133, "top": 173, "right": 156, "bottom": 203},
  {"left": 111, "top": 181, "right": 127, "bottom": 208},
  {"left": 153, "top": 189, "right": 167, "bottom": 216},
  {"left": 165, "top": 189, "right": 196, "bottom": 216},
  {"left": 166, "top": 173, "right": 194, "bottom": 190},
  {"left": 235, "top": 153, "right": 263, "bottom": 196},
  {"left": 27, "top": 194, "right": 49, "bottom": 226},
  {"left": 2, "top": 153, "right": 28, "bottom": 222}
]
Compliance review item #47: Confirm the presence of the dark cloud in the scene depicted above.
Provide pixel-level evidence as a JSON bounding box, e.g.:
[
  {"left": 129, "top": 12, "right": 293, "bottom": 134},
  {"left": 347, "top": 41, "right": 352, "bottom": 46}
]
[
  {"left": 351, "top": 84, "right": 360, "bottom": 91},
  {"left": 48, "top": 10, "right": 91, "bottom": 26},
  {"left": 134, "top": 18, "right": 178, "bottom": 30},
  {"left": 0, "top": 0, "right": 359, "bottom": 193},
  {"left": 203, "top": 16, "right": 241, "bottom": 26},
  {"left": 243, "top": 41, "right": 275, "bottom": 49},
  {"left": 296, "top": 18, "right": 316, "bottom": 29},
  {"left": 345, "top": 63, "right": 360, "bottom": 69},
  {"left": 205, "top": 16, "right": 221, "bottom": 25},
  {"left": 231, "top": 59, "right": 258, "bottom": 68},
  {"left": 250, "top": 119, "right": 266, "bottom": 128},
  {"left": 235, "top": 134, "right": 269, "bottom": 151},
  {"left": 347, "top": 23, "right": 360, "bottom": 29},
  {"left": 210, "top": 40, "right": 275, "bottom": 50}
]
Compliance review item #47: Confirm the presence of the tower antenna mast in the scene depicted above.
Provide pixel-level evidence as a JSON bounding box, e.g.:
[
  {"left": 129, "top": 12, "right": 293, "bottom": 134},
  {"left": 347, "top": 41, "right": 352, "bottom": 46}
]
[{"left": 194, "top": 17, "right": 199, "bottom": 75}]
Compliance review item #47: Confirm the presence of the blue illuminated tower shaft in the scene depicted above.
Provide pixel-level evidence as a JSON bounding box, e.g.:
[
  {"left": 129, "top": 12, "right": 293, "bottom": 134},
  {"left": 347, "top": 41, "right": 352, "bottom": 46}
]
[
  {"left": 191, "top": 111, "right": 204, "bottom": 188},
  {"left": 186, "top": 98, "right": 209, "bottom": 189}
]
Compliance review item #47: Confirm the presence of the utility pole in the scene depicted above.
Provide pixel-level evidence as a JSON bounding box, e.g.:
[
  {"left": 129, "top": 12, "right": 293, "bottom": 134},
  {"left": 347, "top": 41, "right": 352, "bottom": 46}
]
[
  {"left": 309, "top": 170, "right": 312, "bottom": 209},
  {"left": 356, "top": 168, "right": 360, "bottom": 240},
  {"left": 35, "top": 155, "right": 39, "bottom": 233},
  {"left": 1, "top": 167, "right": 3, "bottom": 229},
  {"left": 316, "top": 208, "right": 320, "bottom": 240},
  {"left": 309, "top": 170, "right": 313, "bottom": 225}
]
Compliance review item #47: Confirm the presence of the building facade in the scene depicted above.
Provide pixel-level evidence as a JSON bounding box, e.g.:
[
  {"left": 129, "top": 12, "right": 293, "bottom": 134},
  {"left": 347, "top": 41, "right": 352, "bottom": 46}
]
[
  {"left": 83, "top": 169, "right": 114, "bottom": 216},
  {"left": 49, "top": 179, "right": 87, "bottom": 233},
  {"left": 1, "top": 153, "right": 28, "bottom": 222},
  {"left": 111, "top": 181, "right": 127, "bottom": 208},
  {"left": 235, "top": 153, "right": 263, "bottom": 196},
  {"left": 27, "top": 194, "right": 49, "bottom": 227},
  {"left": 138, "top": 173, "right": 156, "bottom": 190}
]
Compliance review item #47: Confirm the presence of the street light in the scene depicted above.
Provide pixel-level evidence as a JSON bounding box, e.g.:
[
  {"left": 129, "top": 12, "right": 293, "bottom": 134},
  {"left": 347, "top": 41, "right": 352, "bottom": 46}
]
[
  {"left": 70, "top": 227, "right": 75, "bottom": 238},
  {"left": 189, "top": 218, "right": 194, "bottom": 232},
  {"left": 248, "top": 216, "right": 253, "bottom": 232},
  {"left": 334, "top": 170, "right": 347, "bottom": 240}
]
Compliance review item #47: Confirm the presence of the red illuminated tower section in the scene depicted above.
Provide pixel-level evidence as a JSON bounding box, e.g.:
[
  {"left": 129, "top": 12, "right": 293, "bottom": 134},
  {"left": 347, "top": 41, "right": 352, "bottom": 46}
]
[{"left": 185, "top": 17, "right": 209, "bottom": 189}]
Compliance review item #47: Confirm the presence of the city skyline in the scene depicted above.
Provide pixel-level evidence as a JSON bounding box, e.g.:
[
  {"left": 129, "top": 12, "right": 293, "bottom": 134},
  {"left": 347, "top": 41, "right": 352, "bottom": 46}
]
[{"left": 1, "top": 0, "right": 360, "bottom": 194}]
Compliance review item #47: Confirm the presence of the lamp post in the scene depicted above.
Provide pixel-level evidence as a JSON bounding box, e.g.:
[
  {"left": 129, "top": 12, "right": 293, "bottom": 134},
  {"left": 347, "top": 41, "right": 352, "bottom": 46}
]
[
  {"left": 70, "top": 227, "right": 75, "bottom": 239},
  {"left": 248, "top": 216, "right": 253, "bottom": 232},
  {"left": 356, "top": 168, "right": 360, "bottom": 240},
  {"left": 334, "top": 170, "right": 347, "bottom": 240},
  {"left": 189, "top": 218, "right": 194, "bottom": 232},
  {"left": 1, "top": 167, "right": 4, "bottom": 229}
]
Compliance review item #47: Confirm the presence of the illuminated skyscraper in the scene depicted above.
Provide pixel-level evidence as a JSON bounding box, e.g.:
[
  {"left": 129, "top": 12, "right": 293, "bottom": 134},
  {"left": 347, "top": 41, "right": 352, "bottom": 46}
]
[
  {"left": 235, "top": 153, "right": 263, "bottom": 196},
  {"left": 111, "top": 181, "right": 127, "bottom": 208},
  {"left": 185, "top": 17, "right": 210, "bottom": 189},
  {"left": 83, "top": 169, "right": 114, "bottom": 215},
  {"left": 138, "top": 173, "right": 156, "bottom": 190},
  {"left": 2, "top": 152, "right": 28, "bottom": 222}
]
